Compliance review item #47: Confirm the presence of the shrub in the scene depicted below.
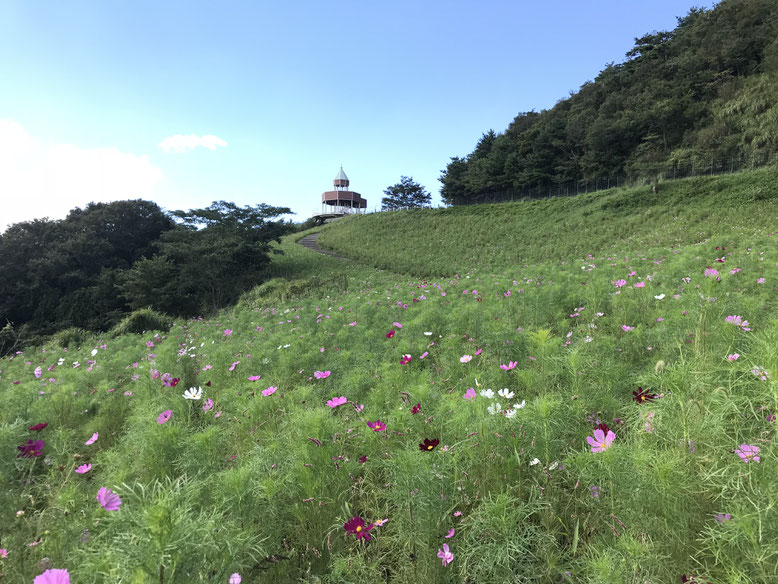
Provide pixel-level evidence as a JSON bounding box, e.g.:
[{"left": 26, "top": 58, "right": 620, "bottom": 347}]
[
  {"left": 109, "top": 308, "right": 173, "bottom": 336},
  {"left": 51, "top": 326, "right": 91, "bottom": 349}
]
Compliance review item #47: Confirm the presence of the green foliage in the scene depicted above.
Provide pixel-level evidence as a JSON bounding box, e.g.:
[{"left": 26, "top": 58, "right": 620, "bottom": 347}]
[
  {"left": 440, "top": 0, "right": 778, "bottom": 204},
  {"left": 51, "top": 327, "right": 91, "bottom": 349},
  {"left": 110, "top": 308, "right": 174, "bottom": 336},
  {"left": 381, "top": 176, "right": 432, "bottom": 211}
]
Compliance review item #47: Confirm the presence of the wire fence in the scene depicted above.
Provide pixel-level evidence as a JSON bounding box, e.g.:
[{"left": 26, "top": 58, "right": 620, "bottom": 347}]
[{"left": 450, "top": 150, "right": 778, "bottom": 206}]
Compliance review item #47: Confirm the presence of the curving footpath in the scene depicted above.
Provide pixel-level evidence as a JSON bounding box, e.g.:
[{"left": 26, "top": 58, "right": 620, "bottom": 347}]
[{"left": 298, "top": 233, "right": 350, "bottom": 260}]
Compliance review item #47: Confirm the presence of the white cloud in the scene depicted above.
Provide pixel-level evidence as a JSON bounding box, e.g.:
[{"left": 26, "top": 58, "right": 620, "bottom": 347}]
[
  {"left": 0, "top": 118, "right": 164, "bottom": 231},
  {"left": 158, "top": 134, "right": 227, "bottom": 153}
]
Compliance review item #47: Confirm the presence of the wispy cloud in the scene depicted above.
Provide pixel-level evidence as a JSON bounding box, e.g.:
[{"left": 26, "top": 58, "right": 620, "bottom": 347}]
[
  {"left": 159, "top": 134, "right": 228, "bottom": 153},
  {"left": 0, "top": 118, "right": 163, "bottom": 230}
]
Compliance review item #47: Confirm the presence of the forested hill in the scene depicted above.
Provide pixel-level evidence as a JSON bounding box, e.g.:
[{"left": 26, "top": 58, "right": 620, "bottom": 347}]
[{"left": 440, "top": 0, "right": 778, "bottom": 205}]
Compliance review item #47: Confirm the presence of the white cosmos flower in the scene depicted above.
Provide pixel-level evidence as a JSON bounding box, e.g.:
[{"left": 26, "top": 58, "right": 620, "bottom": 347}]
[
  {"left": 514, "top": 400, "right": 527, "bottom": 409},
  {"left": 529, "top": 458, "right": 540, "bottom": 466},
  {"left": 58, "top": 358, "right": 65, "bottom": 365},
  {"left": 498, "top": 388, "right": 515, "bottom": 399},
  {"left": 424, "top": 331, "right": 433, "bottom": 336},
  {"left": 548, "top": 461, "right": 559, "bottom": 471},
  {"left": 504, "top": 408, "right": 517, "bottom": 419},
  {"left": 480, "top": 389, "right": 495, "bottom": 399},
  {"left": 654, "top": 294, "right": 665, "bottom": 300},
  {"left": 91, "top": 348, "right": 98, "bottom": 356},
  {"left": 183, "top": 387, "right": 203, "bottom": 400},
  {"left": 487, "top": 402, "right": 502, "bottom": 415}
]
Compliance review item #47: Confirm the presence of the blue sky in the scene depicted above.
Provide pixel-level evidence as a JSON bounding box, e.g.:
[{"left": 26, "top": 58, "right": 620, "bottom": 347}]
[{"left": 0, "top": 0, "right": 716, "bottom": 229}]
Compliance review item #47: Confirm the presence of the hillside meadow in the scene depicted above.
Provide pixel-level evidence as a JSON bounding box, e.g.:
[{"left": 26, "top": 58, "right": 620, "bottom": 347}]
[{"left": 2, "top": 169, "right": 778, "bottom": 583}]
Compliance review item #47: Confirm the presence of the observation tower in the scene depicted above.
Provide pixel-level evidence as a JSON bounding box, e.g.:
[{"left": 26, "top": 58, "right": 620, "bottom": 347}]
[{"left": 320, "top": 167, "right": 367, "bottom": 215}]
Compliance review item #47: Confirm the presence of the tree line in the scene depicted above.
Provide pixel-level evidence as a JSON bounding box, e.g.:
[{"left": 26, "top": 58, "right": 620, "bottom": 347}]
[
  {"left": 439, "top": 0, "right": 778, "bottom": 205},
  {"left": 0, "top": 200, "right": 293, "bottom": 353}
]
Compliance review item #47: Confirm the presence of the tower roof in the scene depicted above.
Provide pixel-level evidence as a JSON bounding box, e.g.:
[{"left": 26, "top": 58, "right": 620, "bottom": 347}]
[{"left": 334, "top": 166, "right": 349, "bottom": 182}]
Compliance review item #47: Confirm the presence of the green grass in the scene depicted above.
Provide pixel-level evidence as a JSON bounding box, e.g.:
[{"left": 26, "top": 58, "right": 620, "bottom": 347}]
[{"left": 2, "top": 168, "right": 778, "bottom": 583}]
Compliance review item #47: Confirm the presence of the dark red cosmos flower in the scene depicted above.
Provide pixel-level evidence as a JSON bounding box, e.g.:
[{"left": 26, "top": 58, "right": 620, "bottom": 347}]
[
  {"left": 344, "top": 516, "right": 373, "bottom": 540},
  {"left": 386, "top": 330, "right": 395, "bottom": 339},
  {"left": 358, "top": 455, "right": 367, "bottom": 464},
  {"left": 28, "top": 423, "right": 48, "bottom": 432},
  {"left": 170, "top": 378, "right": 180, "bottom": 387},
  {"left": 411, "top": 403, "right": 421, "bottom": 414},
  {"left": 18, "top": 439, "right": 45, "bottom": 458},
  {"left": 477, "top": 297, "right": 483, "bottom": 302},
  {"left": 412, "top": 298, "right": 419, "bottom": 303},
  {"left": 205, "top": 381, "right": 211, "bottom": 387},
  {"left": 594, "top": 422, "right": 611, "bottom": 435},
  {"left": 633, "top": 387, "right": 657, "bottom": 404},
  {"left": 419, "top": 438, "right": 440, "bottom": 452}
]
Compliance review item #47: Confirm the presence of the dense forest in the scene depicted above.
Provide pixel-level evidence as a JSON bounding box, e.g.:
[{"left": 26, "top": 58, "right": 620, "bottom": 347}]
[
  {"left": 0, "top": 200, "right": 292, "bottom": 353},
  {"left": 440, "top": 0, "right": 778, "bottom": 204}
]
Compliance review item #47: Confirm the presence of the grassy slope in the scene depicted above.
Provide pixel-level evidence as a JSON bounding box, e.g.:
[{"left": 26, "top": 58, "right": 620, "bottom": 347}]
[
  {"left": 318, "top": 168, "right": 778, "bottom": 275},
  {"left": 2, "top": 168, "right": 778, "bottom": 583}
]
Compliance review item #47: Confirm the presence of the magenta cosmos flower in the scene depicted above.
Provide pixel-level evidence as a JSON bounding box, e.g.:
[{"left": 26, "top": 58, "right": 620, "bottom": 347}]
[
  {"left": 156, "top": 410, "right": 172, "bottom": 424},
  {"left": 34, "top": 569, "right": 71, "bottom": 584},
  {"left": 18, "top": 439, "right": 45, "bottom": 458},
  {"left": 586, "top": 428, "right": 615, "bottom": 453},
  {"left": 75, "top": 463, "right": 92, "bottom": 474},
  {"left": 28, "top": 422, "right": 48, "bottom": 431},
  {"left": 464, "top": 388, "right": 476, "bottom": 400},
  {"left": 327, "top": 396, "right": 347, "bottom": 408},
  {"left": 500, "top": 361, "right": 517, "bottom": 370},
  {"left": 400, "top": 354, "right": 412, "bottom": 364},
  {"left": 735, "top": 444, "right": 760, "bottom": 463},
  {"left": 97, "top": 487, "right": 122, "bottom": 511},
  {"left": 344, "top": 516, "right": 373, "bottom": 541},
  {"left": 367, "top": 420, "right": 386, "bottom": 432},
  {"left": 313, "top": 371, "right": 331, "bottom": 379},
  {"left": 437, "top": 543, "right": 454, "bottom": 566}
]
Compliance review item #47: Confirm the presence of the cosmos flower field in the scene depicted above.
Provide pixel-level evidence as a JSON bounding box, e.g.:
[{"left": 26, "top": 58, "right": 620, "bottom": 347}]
[{"left": 2, "top": 171, "right": 778, "bottom": 583}]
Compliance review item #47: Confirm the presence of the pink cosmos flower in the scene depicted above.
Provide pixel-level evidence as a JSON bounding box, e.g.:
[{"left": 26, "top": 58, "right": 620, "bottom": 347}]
[
  {"left": 419, "top": 351, "right": 429, "bottom": 359},
  {"left": 248, "top": 375, "right": 261, "bottom": 381},
  {"left": 504, "top": 291, "right": 511, "bottom": 297},
  {"left": 96, "top": 487, "right": 122, "bottom": 511},
  {"left": 367, "top": 420, "right": 386, "bottom": 432},
  {"left": 202, "top": 398, "right": 214, "bottom": 412},
  {"left": 228, "top": 361, "right": 240, "bottom": 372},
  {"left": 621, "top": 325, "right": 635, "bottom": 332},
  {"left": 735, "top": 444, "right": 760, "bottom": 463},
  {"left": 34, "top": 366, "right": 42, "bottom": 378},
  {"left": 349, "top": 321, "right": 357, "bottom": 326},
  {"left": 156, "top": 410, "right": 172, "bottom": 424},
  {"left": 728, "top": 354, "right": 740, "bottom": 361},
  {"left": 223, "top": 329, "right": 233, "bottom": 336},
  {"left": 34, "top": 569, "right": 71, "bottom": 584},
  {"left": 327, "top": 396, "right": 348, "bottom": 408},
  {"left": 460, "top": 355, "right": 472, "bottom": 363},
  {"left": 704, "top": 268, "right": 719, "bottom": 278},
  {"left": 614, "top": 279, "right": 626, "bottom": 287},
  {"left": 586, "top": 428, "right": 615, "bottom": 453},
  {"left": 445, "top": 528, "right": 455, "bottom": 538},
  {"left": 0, "top": 549, "right": 6, "bottom": 558},
  {"left": 85, "top": 432, "right": 99, "bottom": 446},
  {"left": 437, "top": 543, "right": 454, "bottom": 566},
  {"left": 464, "top": 388, "right": 476, "bottom": 400},
  {"left": 229, "top": 574, "right": 241, "bottom": 584},
  {"left": 500, "top": 361, "right": 517, "bottom": 371},
  {"left": 393, "top": 321, "right": 402, "bottom": 328},
  {"left": 262, "top": 386, "right": 278, "bottom": 397},
  {"left": 757, "top": 278, "right": 765, "bottom": 284},
  {"left": 314, "top": 371, "right": 331, "bottom": 379},
  {"left": 75, "top": 463, "right": 92, "bottom": 474},
  {"left": 634, "top": 281, "right": 645, "bottom": 288}
]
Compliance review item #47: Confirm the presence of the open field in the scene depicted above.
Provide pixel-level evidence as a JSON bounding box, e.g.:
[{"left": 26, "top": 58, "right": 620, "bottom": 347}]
[{"left": 3, "top": 168, "right": 778, "bottom": 583}]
